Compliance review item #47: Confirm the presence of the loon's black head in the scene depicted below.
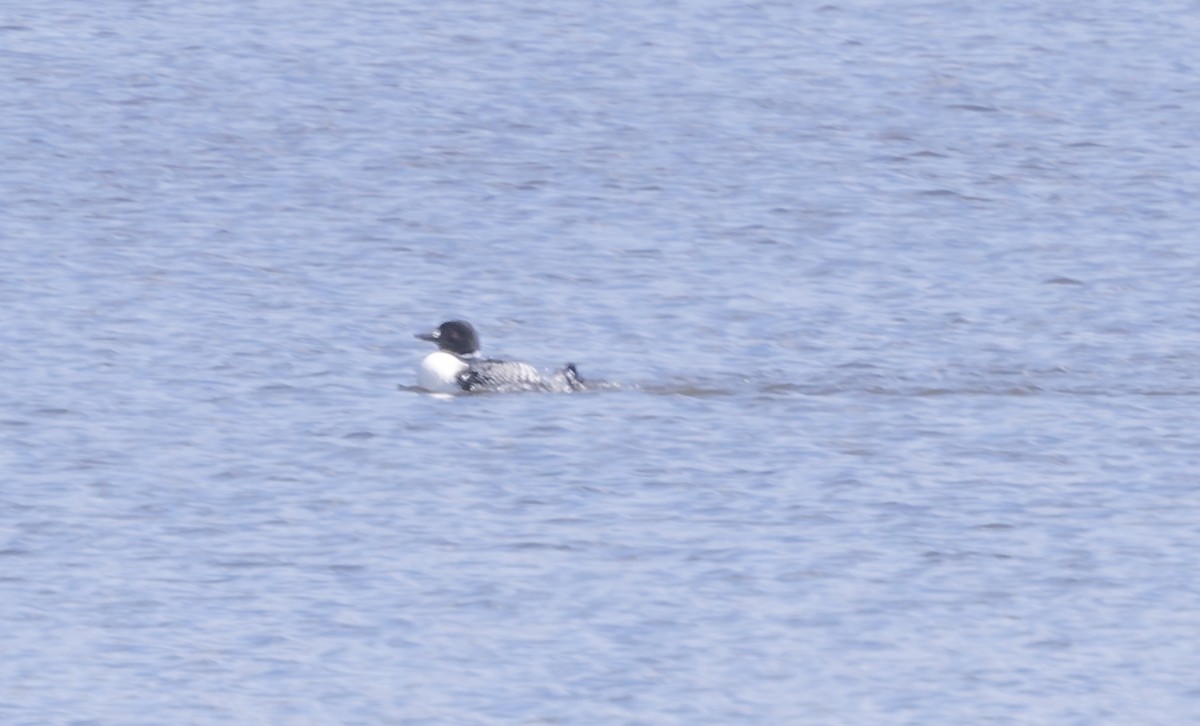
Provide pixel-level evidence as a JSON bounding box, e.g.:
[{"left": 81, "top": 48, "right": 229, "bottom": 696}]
[{"left": 415, "top": 320, "right": 481, "bottom": 357}]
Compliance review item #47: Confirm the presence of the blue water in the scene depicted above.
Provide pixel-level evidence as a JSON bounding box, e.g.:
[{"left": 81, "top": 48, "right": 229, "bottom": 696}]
[{"left": 3, "top": 1, "right": 1200, "bottom": 723}]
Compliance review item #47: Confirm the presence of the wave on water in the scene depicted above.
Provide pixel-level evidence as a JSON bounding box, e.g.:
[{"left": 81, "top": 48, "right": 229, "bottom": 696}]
[{"left": 401, "top": 364, "right": 1200, "bottom": 398}]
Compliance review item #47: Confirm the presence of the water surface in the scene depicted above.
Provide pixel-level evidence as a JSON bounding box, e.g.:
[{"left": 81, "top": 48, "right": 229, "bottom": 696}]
[{"left": 3, "top": 1, "right": 1200, "bottom": 723}]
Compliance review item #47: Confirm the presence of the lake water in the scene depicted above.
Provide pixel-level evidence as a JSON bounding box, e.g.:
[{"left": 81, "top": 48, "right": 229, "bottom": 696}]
[{"left": 3, "top": 1, "right": 1200, "bottom": 723}]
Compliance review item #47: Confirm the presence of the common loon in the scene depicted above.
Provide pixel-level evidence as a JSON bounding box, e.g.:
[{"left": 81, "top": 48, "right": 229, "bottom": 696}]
[{"left": 415, "top": 320, "right": 584, "bottom": 394}]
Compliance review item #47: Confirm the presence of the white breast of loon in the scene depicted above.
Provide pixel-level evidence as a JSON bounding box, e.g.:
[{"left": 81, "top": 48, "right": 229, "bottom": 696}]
[{"left": 418, "top": 351, "right": 470, "bottom": 393}]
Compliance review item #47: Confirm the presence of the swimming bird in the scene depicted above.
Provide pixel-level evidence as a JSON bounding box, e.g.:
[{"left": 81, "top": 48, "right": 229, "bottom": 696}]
[{"left": 415, "top": 320, "right": 584, "bottom": 394}]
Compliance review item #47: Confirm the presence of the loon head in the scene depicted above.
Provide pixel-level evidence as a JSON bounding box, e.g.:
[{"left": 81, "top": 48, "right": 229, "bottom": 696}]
[{"left": 415, "top": 320, "right": 481, "bottom": 357}]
